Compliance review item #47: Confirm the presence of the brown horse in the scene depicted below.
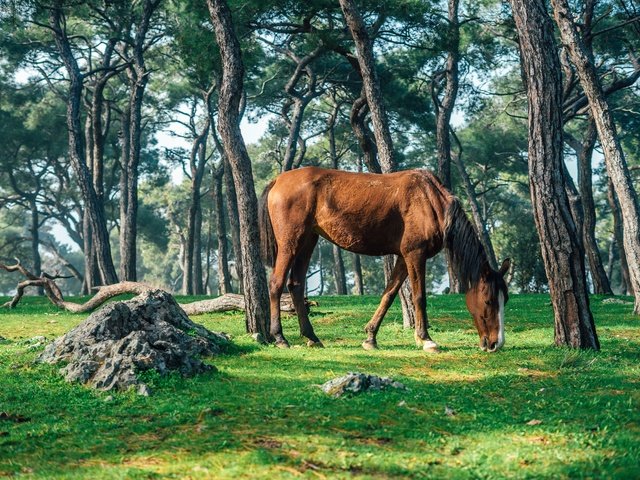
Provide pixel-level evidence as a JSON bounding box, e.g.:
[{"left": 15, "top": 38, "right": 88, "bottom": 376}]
[{"left": 258, "top": 167, "right": 510, "bottom": 352}]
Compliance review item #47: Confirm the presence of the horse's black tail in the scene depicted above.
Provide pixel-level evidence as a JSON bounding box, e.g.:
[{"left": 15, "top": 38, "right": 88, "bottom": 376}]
[{"left": 258, "top": 180, "right": 277, "bottom": 268}]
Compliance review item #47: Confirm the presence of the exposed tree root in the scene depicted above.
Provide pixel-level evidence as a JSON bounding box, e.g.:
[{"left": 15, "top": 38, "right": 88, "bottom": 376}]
[{"left": 0, "top": 260, "right": 305, "bottom": 315}]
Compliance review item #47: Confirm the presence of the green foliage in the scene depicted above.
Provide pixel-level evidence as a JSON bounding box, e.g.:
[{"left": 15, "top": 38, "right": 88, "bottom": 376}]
[{"left": 0, "top": 294, "right": 638, "bottom": 478}]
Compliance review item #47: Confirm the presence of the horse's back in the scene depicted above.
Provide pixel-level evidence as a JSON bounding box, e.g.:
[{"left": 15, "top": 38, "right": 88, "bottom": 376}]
[{"left": 267, "top": 167, "right": 450, "bottom": 256}]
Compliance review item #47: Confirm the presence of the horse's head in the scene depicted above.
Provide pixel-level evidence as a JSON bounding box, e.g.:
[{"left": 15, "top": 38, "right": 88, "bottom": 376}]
[{"left": 465, "top": 258, "right": 510, "bottom": 353}]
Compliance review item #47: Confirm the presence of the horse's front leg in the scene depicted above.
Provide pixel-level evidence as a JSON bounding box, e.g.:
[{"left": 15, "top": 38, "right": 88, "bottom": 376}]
[
  {"left": 362, "top": 256, "right": 408, "bottom": 350},
  {"left": 405, "top": 251, "right": 439, "bottom": 353},
  {"left": 269, "top": 253, "right": 295, "bottom": 348}
]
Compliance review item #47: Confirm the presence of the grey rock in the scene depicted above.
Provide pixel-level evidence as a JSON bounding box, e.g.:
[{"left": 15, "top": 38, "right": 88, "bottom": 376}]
[
  {"left": 38, "top": 290, "right": 228, "bottom": 394},
  {"left": 321, "top": 372, "right": 406, "bottom": 397}
]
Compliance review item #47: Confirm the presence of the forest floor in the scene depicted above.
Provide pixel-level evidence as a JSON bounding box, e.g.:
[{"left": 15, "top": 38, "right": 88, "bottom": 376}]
[{"left": 0, "top": 293, "right": 638, "bottom": 479}]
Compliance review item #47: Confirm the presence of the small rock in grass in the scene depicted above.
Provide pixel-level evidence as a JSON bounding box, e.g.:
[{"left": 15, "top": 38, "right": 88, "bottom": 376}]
[
  {"left": 104, "top": 395, "right": 114, "bottom": 403},
  {"left": 320, "top": 372, "right": 406, "bottom": 397},
  {"left": 445, "top": 406, "right": 456, "bottom": 417},
  {"left": 526, "top": 419, "right": 543, "bottom": 426},
  {"left": 602, "top": 298, "right": 632, "bottom": 305}
]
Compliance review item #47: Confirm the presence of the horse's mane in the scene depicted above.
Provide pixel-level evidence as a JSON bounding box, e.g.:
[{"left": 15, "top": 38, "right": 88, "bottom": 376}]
[{"left": 443, "top": 198, "right": 489, "bottom": 292}]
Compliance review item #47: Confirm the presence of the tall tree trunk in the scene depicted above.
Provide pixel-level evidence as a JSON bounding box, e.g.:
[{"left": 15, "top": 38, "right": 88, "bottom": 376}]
[
  {"left": 567, "top": 124, "right": 613, "bottom": 294},
  {"left": 183, "top": 120, "right": 210, "bottom": 295},
  {"left": 340, "top": 0, "right": 416, "bottom": 328},
  {"left": 119, "top": 0, "right": 160, "bottom": 282},
  {"left": 207, "top": 0, "right": 270, "bottom": 338},
  {"left": 431, "top": 0, "right": 461, "bottom": 293},
  {"left": 193, "top": 202, "right": 204, "bottom": 294},
  {"left": 29, "top": 198, "right": 43, "bottom": 295},
  {"left": 352, "top": 253, "right": 363, "bottom": 295},
  {"left": 328, "top": 103, "right": 347, "bottom": 295},
  {"left": 510, "top": 0, "right": 599, "bottom": 349},
  {"left": 214, "top": 166, "right": 233, "bottom": 294},
  {"left": 552, "top": 0, "right": 640, "bottom": 314},
  {"left": 339, "top": 0, "right": 394, "bottom": 172},
  {"left": 49, "top": 3, "right": 118, "bottom": 286},
  {"left": 223, "top": 158, "right": 243, "bottom": 293},
  {"left": 607, "top": 178, "right": 632, "bottom": 295}
]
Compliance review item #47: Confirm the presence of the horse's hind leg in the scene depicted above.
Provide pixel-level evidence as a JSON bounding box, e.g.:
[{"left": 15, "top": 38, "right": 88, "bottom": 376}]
[
  {"left": 269, "top": 252, "right": 296, "bottom": 348},
  {"left": 287, "top": 234, "right": 323, "bottom": 347},
  {"left": 362, "top": 256, "right": 408, "bottom": 350}
]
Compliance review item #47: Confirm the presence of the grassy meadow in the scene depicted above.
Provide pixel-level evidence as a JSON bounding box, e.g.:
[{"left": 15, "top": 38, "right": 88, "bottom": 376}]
[{"left": 0, "top": 293, "right": 638, "bottom": 479}]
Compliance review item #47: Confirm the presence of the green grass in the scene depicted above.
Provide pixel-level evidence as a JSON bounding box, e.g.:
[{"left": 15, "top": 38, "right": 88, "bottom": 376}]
[{"left": 0, "top": 293, "right": 639, "bottom": 479}]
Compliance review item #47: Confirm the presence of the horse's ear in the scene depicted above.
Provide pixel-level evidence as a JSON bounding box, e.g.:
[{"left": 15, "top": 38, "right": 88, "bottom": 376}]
[{"left": 499, "top": 258, "right": 511, "bottom": 276}]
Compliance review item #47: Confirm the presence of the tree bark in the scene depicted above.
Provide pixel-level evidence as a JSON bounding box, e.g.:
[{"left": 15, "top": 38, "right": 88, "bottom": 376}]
[
  {"left": 552, "top": 0, "right": 640, "bottom": 314},
  {"left": 207, "top": 0, "right": 271, "bottom": 339},
  {"left": 510, "top": 0, "right": 599, "bottom": 349},
  {"left": 49, "top": 3, "right": 118, "bottom": 286}
]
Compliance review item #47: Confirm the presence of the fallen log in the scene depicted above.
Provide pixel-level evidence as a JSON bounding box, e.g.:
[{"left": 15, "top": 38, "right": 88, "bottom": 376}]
[{"left": 0, "top": 260, "right": 307, "bottom": 315}]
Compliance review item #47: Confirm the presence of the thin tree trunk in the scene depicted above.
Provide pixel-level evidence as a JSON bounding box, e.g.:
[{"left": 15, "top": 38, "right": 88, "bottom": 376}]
[
  {"left": 207, "top": 0, "right": 270, "bottom": 338},
  {"left": 214, "top": 166, "right": 233, "bottom": 294},
  {"left": 552, "top": 0, "right": 640, "bottom": 313},
  {"left": 49, "top": 3, "right": 118, "bottom": 286},
  {"left": 352, "top": 253, "right": 363, "bottom": 295},
  {"left": 193, "top": 201, "right": 204, "bottom": 294},
  {"left": 120, "top": 0, "right": 160, "bottom": 282},
  {"left": 224, "top": 158, "right": 243, "bottom": 293},
  {"left": 183, "top": 119, "right": 210, "bottom": 295},
  {"left": 567, "top": 123, "right": 612, "bottom": 294},
  {"left": 328, "top": 102, "right": 347, "bottom": 295},
  {"left": 281, "top": 45, "right": 323, "bottom": 172},
  {"left": 432, "top": 0, "right": 461, "bottom": 293},
  {"left": 339, "top": 0, "right": 394, "bottom": 172},
  {"left": 510, "top": 0, "right": 599, "bottom": 349},
  {"left": 29, "top": 199, "right": 43, "bottom": 295}
]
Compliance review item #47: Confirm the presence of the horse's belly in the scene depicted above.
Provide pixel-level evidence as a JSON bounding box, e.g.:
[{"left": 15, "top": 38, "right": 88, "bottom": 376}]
[{"left": 313, "top": 215, "right": 401, "bottom": 256}]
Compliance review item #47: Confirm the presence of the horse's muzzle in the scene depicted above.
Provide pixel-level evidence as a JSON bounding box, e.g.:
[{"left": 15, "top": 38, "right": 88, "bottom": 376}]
[{"left": 480, "top": 336, "right": 500, "bottom": 353}]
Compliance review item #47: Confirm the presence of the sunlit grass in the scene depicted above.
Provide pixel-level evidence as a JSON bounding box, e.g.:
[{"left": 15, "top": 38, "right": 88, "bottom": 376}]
[{"left": 0, "top": 293, "right": 638, "bottom": 478}]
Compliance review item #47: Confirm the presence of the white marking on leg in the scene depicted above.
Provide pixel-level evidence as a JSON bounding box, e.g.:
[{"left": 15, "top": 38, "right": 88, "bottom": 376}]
[
  {"left": 497, "top": 291, "right": 505, "bottom": 349},
  {"left": 423, "top": 340, "right": 438, "bottom": 351}
]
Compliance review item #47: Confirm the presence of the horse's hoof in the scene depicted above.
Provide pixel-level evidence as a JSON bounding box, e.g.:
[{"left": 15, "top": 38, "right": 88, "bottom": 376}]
[
  {"left": 275, "top": 340, "right": 290, "bottom": 349},
  {"left": 307, "top": 340, "right": 324, "bottom": 348},
  {"left": 422, "top": 340, "right": 440, "bottom": 353},
  {"left": 362, "top": 340, "right": 378, "bottom": 350}
]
